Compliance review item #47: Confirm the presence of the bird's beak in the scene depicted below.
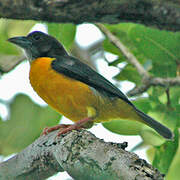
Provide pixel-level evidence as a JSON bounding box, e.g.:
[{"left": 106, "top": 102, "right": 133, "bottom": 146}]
[{"left": 8, "top": 36, "right": 31, "bottom": 49}]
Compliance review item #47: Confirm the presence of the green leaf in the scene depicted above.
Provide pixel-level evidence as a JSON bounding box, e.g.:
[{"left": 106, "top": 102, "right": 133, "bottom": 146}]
[
  {"left": 133, "top": 98, "right": 152, "bottom": 114},
  {"left": 166, "top": 138, "right": 180, "bottom": 180},
  {"left": 169, "top": 87, "right": 180, "bottom": 106},
  {"left": 174, "top": 105, "right": 180, "bottom": 127},
  {"left": 146, "top": 86, "right": 179, "bottom": 131},
  {"left": 114, "top": 64, "right": 141, "bottom": 84},
  {"left": 129, "top": 25, "right": 179, "bottom": 77},
  {"left": 0, "top": 94, "right": 61, "bottom": 155},
  {"left": 103, "top": 39, "right": 125, "bottom": 58},
  {"left": 104, "top": 23, "right": 137, "bottom": 35},
  {"left": 102, "top": 23, "right": 179, "bottom": 80},
  {"left": 147, "top": 88, "right": 179, "bottom": 129},
  {"left": 103, "top": 119, "right": 144, "bottom": 135},
  {"left": 153, "top": 128, "right": 179, "bottom": 174},
  {"left": 0, "top": 19, "right": 35, "bottom": 55},
  {"left": 146, "top": 146, "right": 155, "bottom": 163},
  {"left": 104, "top": 23, "right": 138, "bottom": 50},
  {"left": 103, "top": 23, "right": 141, "bottom": 61},
  {"left": 47, "top": 23, "right": 76, "bottom": 50},
  {"left": 103, "top": 23, "right": 147, "bottom": 65},
  {"left": 140, "top": 127, "right": 165, "bottom": 146}
]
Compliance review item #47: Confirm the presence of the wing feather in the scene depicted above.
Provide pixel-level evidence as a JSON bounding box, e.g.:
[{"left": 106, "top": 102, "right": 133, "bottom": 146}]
[{"left": 51, "top": 55, "right": 134, "bottom": 107}]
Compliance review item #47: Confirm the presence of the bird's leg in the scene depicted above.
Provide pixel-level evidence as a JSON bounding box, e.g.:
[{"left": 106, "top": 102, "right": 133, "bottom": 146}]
[
  {"left": 41, "top": 124, "right": 70, "bottom": 135},
  {"left": 41, "top": 117, "right": 94, "bottom": 136},
  {"left": 57, "top": 117, "right": 94, "bottom": 136}
]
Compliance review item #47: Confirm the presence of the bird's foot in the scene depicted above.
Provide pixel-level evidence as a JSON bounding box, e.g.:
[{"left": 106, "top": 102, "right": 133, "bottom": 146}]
[
  {"left": 41, "top": 124, "right": 70, "bottom": 136},
  {"left": 41, "top": 117, "right": 94, "bottom": 137}
]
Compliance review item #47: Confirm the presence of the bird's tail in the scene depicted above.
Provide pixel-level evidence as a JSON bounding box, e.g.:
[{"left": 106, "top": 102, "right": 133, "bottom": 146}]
[{"left": 135, "top": 108, "right": 174, "bottom": 140}]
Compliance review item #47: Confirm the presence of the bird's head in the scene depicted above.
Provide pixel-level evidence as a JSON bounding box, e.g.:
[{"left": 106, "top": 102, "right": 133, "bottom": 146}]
[{"left": 8, "top": 31, "right": 67, "bottom": 61}]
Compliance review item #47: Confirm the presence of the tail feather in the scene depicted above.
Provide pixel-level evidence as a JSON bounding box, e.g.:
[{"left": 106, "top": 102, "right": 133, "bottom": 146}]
[{"left": 135, "top": 108, "right": 174, "bottom": 140}]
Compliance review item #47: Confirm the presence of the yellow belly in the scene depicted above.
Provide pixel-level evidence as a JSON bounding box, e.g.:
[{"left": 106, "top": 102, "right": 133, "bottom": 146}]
[{"left": 29, "top": 57, "right": 141, "bottom": 123}]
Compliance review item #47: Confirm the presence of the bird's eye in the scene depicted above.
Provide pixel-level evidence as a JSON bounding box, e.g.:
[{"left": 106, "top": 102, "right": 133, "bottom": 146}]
[{"left": 33, "top": 34, "right": 41, "bottom": 41}]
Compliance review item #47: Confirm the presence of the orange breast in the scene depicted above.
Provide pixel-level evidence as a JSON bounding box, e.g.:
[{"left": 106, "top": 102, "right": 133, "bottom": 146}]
[
  {"left": 29, "top": 57, "right": 142, "bottom": 124},
  {"left": 29, "top": 57, "right": 97, "bottom": 122}
]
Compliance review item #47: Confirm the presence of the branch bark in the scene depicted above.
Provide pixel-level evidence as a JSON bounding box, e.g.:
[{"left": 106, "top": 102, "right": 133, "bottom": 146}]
[
  {"left": 0, "top": 130, "right": 164, "bottom": 180},
  {"left": 127, "top": 76, "right": 180, "bottom": 96},
  {"left": 0, "top": 0, "right": 180, "bottom": 31}
]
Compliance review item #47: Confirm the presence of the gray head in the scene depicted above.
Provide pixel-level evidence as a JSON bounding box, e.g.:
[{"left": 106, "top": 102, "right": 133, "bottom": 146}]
[{"left": 8, "top": 31, "right": 68, "bottom": 61}]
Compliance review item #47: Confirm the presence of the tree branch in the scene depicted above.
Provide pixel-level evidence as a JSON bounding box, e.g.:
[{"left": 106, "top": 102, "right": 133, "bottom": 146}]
[
  {"left": 0, "top": 0, "right": 180, "bottom": 31},
  {"left": 96, "top": 23, "right": 149, "bottom": 78},
  {"left": 127, "top": 76, "right": 180, "bottom": 96},
  {"left": 96, "top": 23, "right": 180, "bottom": 96},
  {"left": 0, "top": 130, "right": 164, "bottom": 180}
]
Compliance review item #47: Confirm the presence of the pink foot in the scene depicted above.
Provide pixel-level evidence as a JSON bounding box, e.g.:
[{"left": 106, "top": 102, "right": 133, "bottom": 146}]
[
  {"left": 57, "top": 117, "right": 93, "bottom": 136},
  {"left": 41, "top": 124, "right": 70, "bottom": 136},
  {"left": 41, "top": 117, "right": 94, "bottom": 137}
]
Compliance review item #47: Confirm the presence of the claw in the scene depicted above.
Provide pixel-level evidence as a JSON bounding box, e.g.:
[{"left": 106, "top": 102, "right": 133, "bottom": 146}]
[
  {"left": 41, "top": 117, "right": 94, "bottom": 137},
  {"left": 57, "top": 117, "right": 93, "bottom": 136},
  {"left": 41, "top": 124, "right": 70, "bottom": 136}
]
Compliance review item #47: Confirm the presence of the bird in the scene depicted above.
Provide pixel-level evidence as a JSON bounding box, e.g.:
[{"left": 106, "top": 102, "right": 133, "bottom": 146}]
[{"left": 8, "top": 31, "right": 173, "bottom": 139}]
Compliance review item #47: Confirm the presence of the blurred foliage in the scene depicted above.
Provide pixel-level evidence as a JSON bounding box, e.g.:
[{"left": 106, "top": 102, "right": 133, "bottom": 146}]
[
  {"left": 0, "top": 94, "right": 60, "bottom": 155},
  {"left": 153, "top": 128, "right": 179, "bottom": 174},
  {"left": 47, "top": 23, "right": 76, "bottom": 50},
  {"left": 0, "top": 20, "right": 179, "bottom": 179},
  {"left": 0, "top": 19, "right": 35, "bottom": 55},
  {"left": 104, "top": 23, "right": 180, "bottom": 79},
  {"left": 0, "top": 19, "right": 36, "bottom": 74},
  {"left": 103, "top": 119, "right": 143, "bottom": 135},
  {"left": 166, "top": 136, "right": 180, "bottom": 180}
]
